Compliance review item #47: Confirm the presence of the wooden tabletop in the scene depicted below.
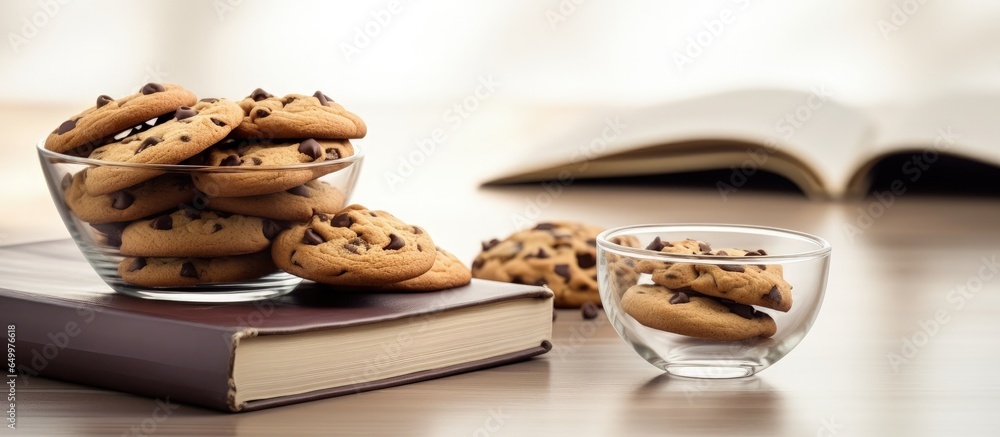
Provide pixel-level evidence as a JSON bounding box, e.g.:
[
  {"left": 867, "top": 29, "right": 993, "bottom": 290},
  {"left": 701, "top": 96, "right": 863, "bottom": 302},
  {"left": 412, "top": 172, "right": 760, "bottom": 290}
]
[{"left": 2, "top": 103, "right": 1000, "bottom": 436}]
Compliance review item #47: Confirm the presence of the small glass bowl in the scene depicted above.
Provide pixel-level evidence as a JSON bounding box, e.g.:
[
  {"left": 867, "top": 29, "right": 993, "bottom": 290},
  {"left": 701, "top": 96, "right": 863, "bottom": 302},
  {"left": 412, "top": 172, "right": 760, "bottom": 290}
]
[
  {"left": 597, "top": 224, "right": 831, "bottom": 378},
  {"left": 37, "top": 141, "right": 364, "bottom": 302}
]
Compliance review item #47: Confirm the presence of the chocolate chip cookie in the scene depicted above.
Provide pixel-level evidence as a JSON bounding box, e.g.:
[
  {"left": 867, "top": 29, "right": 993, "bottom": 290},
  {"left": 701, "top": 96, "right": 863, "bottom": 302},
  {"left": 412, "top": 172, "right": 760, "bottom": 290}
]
[
  {"left": 651, "top": 248, "right": 792, "bottom": 312},
  {"left": 190, "top": 138, "right": 353, "bottom": 197},
  {"left": 64, "top": 171, "right": 194, "bottom": 224},
  {"left": 358, "top": 247, "right": 472, "bottom": 292},
  {"left": 271, "top": 205, "right": 436, "bottom": 285},
  {"left": 204, "top": 180, "right": 346, "bottom": 222},
  {"left": 232, "top": 89, "right": 367, "bottom": 139},
  {"left": 44, "top": 83, "right": 198, "bottom": 154},
  {"left": 472, "top": 222, "right": 630, "bottom": 308},
  {"left": 85, "top": 99, "right": 244, "bottom": 195},
  {"left": 118, "top": 251, "right": 278, "bottom": 287},
  {"left": 119, "top": 209, "right": 278, "bottom": 257},
  {"left": 621, "top": 284, "right": 777, "bottom": 341}
]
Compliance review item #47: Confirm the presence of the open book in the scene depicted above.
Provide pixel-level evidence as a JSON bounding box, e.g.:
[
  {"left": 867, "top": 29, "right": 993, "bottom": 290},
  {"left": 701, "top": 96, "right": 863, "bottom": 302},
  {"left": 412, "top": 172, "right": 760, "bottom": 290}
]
[{"left": 484, "top": 88, "right": 1000, "bottom": 199}]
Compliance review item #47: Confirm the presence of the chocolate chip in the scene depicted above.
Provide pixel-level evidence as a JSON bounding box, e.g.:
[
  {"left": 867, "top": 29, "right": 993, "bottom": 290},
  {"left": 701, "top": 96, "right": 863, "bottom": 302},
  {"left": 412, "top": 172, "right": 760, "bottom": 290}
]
[
  {"left": 759, "top": 264, "right": 767, "bottom": 271},
  {"left": 110, "top": 191, "right": 134, "bottom": 210},
  {"left": 669, "top": 291, "right": 690, "bottom": 305},
  {"left": 586, "top": 238, "right": 597, "bottom": 246},
  {"left": 281, "top": 96, "right": 297, "bottom": 106},
  {"left": 716, "top": 250, "right": 728, "bottom": 256},
  {"left": 128, "top": 257, "right": 146, "bottom": 272},
  {"left": 529, "top": 248, "right": 549, "bottom": 259},
  {"left": 60, "top": 174, "right": 73, "bottom": 191},
  {"left": 384, "top": 234, "right": 405, "bottom": 250},
  {"left": 297, "top": 139, "right": 322, "bottom": 160},
  {"left": 302, "top": 228, "right": 324, "bottom": 245},
  {"left": 56, "top": 119, "right": 76, "bottom": 135},
  {"left": 482, "top": 238, "right": 500, "bottom": 251},
  {"left": 764, "top": 285, "right": 781, "bottom": 303},
  {"left": 472, "top": 258, "right": 484, "bottom": 270},
  {"left": 262, "top": 220, "right": 283, "bottom": 240},
  {"left": 255, "top": 108, "right": 270, "bottom": 118},
  {"left": 554, "top": 264, "right": 571, "bottom": 282},
  {"left": 220, "top": 154, "right": 242, "bottom": 166},
  {"left": 757, "top": 249, "right": 768, "bottom": 255},
  {"left": 325, "top": 148, "right": 341, "bottom": 160},
  {"left": 534, "top": 279, "right": 548, "bottom": 286},
  {"left": 150, "top": 215, "right": 173, "bottom": 230},
  {"left": 368, "top": 211, "right": 378, "bottom": 217},
  {"left": 210, "top": 118, "right": 227, "bottom": 127},
  {"left": 96, "top": 95, "right": 113, "bottom": 108},
  {"left": 745, "top": 251, "right": 762, "bottom": 256},
  {"left": 698, "top": 242, "right": 711, "bottom": 252},
  {"left": 331, "top": 213, "right": 352, "bottom": 228},
  {"left": 250, "top": 88, "right": 272, "bottom": 101},
  {"left": 179, "top": 204, "right": 202, "bottom": 219},
  {"left": 581, "top": 302, "right": 600, "bottom": 319},
  {"left": 251, "top": 157, "right": 262, "bottom": 165},
  {"left": 174, "top": 106, "right": 197, "bottom": 121},
  {"left": 576, "top": 252, "right": 597, "bottom": 269},
  {"left": 719, "top": 264, "right": 745, "bottom": 273},
  {"left": 412, "top": 226, "right": 422, "bottom": 234},
  {"left": 721, "top": 301, "right": 756, "bottom": 320},
  {"left": 533, "top": 223, "right": 556, "bottom": 231},
  {"left": 344, "top": 243, "right": 361, "bottom": 254},
  {"left": 180, "top": 135, "right": 191, "bottom": 142},
  {"left": 645, "top": 236, "right": 665, "bottom": 251},
  {"left": 313, "top": 91, "right": 333, "bottom": 106},
  {"left": 140, "top": 83, "right": 165, "bottom": 95},
  {"left": 135, "top": 136, "right": 163, "bottom": 153},
  {"left": 287, "top": 185, "right": 310, "bottom": 197},
  {"left": 180, "top": 262, "right": 198, "bottom": 279},
  {"left": 200, "top": 98, "right": 219, "bottom": 103},
  {"left": 209, "top": 223, "right": 223, "bottom": 233}
]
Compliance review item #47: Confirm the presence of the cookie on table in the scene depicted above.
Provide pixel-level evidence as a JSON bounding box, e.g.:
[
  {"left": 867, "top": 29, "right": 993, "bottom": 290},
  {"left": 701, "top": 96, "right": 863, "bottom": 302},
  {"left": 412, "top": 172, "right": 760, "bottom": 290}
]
[
  {"left": 621, "top": 284, "right": 777, "bottom": 341},
  {"left": 472, "top": 222, "right": 635, "bottom": 308},
  {"left": 205, "top": 180, "right": 346, "bottom": 222},
  {"left": 271, "top": 205, "right": 436, "bottom": 286},
  {"left": 357, "top": 248, "right": 472, "bottom": 292},
  {"left": 654, "top": 248, "right": 792, "bottom": 312},
  {"left": 84, "top": 98, "right": 244, "bottom": 195},
  {"left": 118, "top": 251, "right": 278, "bottom": 287},
  {"left": 44, "top": 83, "right": 197, "bottom": 154},
  {"left": 190, "top": 138, "right": 353, "bottom": 197},
  {"left": 64, "top": 170, "right": 194, "bottom": 224},
  {"left": 231, "top": 89, "right": 367, "bottom": 139},
  {"left": 119, "top": 208, "right": 279, "bottom": 257}
]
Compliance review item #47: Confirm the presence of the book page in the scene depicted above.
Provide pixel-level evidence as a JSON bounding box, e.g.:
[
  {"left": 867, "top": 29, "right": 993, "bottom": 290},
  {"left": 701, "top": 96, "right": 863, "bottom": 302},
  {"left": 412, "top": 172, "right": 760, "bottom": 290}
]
[{"left": 484, "top": 88, "right": 873, "bottom": 198}]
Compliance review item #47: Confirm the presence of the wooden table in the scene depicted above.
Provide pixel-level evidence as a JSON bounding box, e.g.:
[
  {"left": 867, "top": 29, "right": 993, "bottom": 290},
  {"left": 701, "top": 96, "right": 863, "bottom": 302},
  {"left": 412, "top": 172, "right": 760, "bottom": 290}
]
[{"left": 2, "top": 103, "right": 1000, "bottom": 436}]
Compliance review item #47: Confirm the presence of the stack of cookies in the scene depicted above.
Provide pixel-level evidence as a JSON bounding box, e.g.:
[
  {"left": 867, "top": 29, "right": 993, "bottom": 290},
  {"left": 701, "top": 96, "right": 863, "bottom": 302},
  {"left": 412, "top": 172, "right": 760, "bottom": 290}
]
[
  {"left": 471, "top": 222, "right": 639, "bottom": 308},
  {"left": 621, "top": 238, "right": 793, "bottom": 341}
]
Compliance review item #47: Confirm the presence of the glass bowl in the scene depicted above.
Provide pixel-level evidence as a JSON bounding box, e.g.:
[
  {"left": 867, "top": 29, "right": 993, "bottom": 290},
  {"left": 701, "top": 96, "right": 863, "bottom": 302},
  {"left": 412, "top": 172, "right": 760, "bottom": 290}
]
[
  {"left": 597, "top": 224, "right": 831, "bottom": 378},
  {"left": 37, "top": 141, "right": 364, "bottom": 302}
]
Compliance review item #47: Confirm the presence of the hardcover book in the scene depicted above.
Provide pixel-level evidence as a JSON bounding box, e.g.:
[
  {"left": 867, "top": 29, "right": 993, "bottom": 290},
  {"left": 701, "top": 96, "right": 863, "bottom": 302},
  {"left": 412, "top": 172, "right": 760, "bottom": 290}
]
[{"left": 0, "top": 240, "right": 553, "bottom": 413}]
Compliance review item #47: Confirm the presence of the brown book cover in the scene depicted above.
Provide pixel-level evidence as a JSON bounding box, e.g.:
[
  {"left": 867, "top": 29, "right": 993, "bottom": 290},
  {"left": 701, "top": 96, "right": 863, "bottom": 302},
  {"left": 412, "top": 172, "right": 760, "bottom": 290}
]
[{"left": 0, "top": 240, "right": 553, "bottom": 413}]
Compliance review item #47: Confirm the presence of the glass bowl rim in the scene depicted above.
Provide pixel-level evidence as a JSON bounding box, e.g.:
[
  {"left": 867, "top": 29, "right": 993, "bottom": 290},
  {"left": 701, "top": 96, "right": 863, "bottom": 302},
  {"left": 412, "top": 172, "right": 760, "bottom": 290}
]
[
  {"left": 36, "top": 139, "right": 365, "bottom": 172},
  {"left": 596, "top": 223, "right": 832, "bottom": 264}
]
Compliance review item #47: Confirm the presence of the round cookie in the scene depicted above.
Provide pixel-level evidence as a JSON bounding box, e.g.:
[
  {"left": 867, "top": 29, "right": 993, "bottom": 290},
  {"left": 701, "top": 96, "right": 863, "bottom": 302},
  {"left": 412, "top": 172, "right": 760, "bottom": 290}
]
[
  {"left": 271, "top": 205, "right": 436, "bottom": 286},
  {"left": 665, "top": 248, "right": 792, "bottom": 312},
  {"left": 621, "top": 284, "right": 777, "bottom": 341},
  {"left": 119, "top": 208, "right": 278, "bottom": 257},
  {"left": 190, "top": 138, "right": 353, "bottom": 197},
  {"left": 85, "top": 98, "right": 244, "bottom": 195},
  {"left": 204, "top": 180, "right": 346, "bottom": 222},
  {"left": 44, "top": 83, "right": 197, "bottom": 154},
  {"left": 118, "top": 251, "right": 278, "bottom": 287},
  {"left": 64, "top": 170, "right": 194, "bottom": 224},
  {"left": 359, "top": 248, "right": 472, "bottom": 292},
  {"left": 472, "top": 222, "right": 625, "bottom": 308},
  {"left": 232, "top": 89, "right": 367, "bottom": 139}
]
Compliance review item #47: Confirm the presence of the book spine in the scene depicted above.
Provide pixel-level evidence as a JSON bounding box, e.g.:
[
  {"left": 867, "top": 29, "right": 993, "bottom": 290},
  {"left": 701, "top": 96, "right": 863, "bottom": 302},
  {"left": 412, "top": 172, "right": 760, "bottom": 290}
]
[{"left": 1, "top": 292, "right": 237, "bottom": 412}]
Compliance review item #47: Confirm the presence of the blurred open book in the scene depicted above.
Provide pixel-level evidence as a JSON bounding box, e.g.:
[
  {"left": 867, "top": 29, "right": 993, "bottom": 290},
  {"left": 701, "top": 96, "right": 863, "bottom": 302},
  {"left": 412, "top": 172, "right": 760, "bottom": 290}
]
[{"left": 484, "top": 89, "right": 1000, "bottom": 199}]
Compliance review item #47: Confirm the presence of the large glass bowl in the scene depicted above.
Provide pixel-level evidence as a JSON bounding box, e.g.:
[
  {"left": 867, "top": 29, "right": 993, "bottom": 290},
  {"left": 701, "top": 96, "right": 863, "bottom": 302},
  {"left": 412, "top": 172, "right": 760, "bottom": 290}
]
[
  {"left": 597, "top": 224, "right": 831, "bottom": 378},
  {"left": 37, "top": 141, "right": 364, "bottom": 302}
]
